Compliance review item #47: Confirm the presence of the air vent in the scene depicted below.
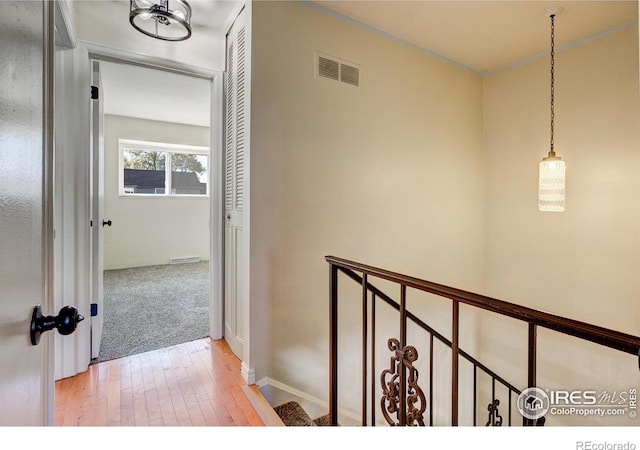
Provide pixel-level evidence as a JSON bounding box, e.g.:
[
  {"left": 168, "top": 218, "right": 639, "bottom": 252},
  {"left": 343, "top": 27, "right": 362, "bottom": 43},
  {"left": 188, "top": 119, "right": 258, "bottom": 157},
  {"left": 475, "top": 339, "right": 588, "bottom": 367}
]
[
  {"left": 170, "top": 256, "right": 201, "bottom": 265},
  {"left": 340, "top": 63, "right": 359, "bottom": 87},
  {"left": 318, "top": 56, "right": 339, "bottom": 81},
  {"left": 316, "top": 53, "right": 360, "bottom": 87}
]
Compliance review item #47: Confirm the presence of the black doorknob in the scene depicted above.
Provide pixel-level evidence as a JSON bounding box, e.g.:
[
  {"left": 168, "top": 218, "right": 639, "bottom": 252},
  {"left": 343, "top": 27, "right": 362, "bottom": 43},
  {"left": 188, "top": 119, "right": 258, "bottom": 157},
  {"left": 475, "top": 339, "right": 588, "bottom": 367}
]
[
  {"left": 30, "top": 305, "right": 85, "bottom": 346},
  {"left": 102, "top": 219, "right": 112, "bottom": 227}
]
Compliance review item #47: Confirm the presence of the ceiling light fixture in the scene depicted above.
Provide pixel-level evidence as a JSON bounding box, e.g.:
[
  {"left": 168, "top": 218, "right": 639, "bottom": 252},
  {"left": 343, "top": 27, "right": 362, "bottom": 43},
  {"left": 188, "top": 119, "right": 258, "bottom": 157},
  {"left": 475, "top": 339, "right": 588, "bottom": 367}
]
[
  {"left": 538, "top": 7, "right": 565, "bottom": 212},
  {"left": 129, "top": 0, "right": 192, "bottom": 42}
]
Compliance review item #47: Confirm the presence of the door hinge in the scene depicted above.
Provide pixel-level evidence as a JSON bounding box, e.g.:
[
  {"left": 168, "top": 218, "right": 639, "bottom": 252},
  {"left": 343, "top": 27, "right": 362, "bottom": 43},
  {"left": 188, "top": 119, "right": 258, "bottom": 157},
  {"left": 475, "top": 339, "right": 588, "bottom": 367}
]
[
  {"left": 91, "top": 85, "right": 99, "bottom": 100},
  {"left": 91, "top": 303, "right": 98, "bottom": 317}
]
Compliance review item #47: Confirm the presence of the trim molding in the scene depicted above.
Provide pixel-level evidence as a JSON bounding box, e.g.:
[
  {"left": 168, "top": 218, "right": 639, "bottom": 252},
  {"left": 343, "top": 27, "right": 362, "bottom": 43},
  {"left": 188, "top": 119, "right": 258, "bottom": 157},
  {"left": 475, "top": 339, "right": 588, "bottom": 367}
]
[
  {"left": 240, "top": 385, "right": 285, "bottom": 426},
  {"left": 54, "top": 0, "right": 76, "bottom": 49},
  {"left": 304, "top": 1, "right": 639, "bottom": 78},
  {"left": 79, "top": 40, "right": 217, "bottom": 80},
  {"left": 484, "top": 20, "right": 639, "bottom": 76},
  {"left": 257, "top": 376, "right": 360, "bottom": 423},
  {"left": 241, "top": 361, "right": 256, "bottom": 385},
  {"left": 78, "top": 40, "right": 225, "bottom": 364},
  {"left": 302, "top": 0, "right": 481, "bottom": 76}
]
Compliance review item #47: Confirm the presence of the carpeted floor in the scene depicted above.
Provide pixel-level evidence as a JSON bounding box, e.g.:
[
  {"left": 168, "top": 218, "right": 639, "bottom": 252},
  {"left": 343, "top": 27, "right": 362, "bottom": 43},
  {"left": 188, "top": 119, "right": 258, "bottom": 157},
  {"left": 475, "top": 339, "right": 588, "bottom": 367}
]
[
  {"left": 96, "top": 261, "right": 210, "bottom": 363},
  {"left": 273, "top": 401, "right": 331, "bottom": 426}
]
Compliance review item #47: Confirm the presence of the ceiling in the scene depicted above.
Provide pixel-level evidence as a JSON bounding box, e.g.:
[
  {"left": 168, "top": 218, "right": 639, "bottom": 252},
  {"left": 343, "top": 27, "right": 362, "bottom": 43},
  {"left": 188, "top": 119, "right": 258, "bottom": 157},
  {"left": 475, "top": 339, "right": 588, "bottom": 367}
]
[
  {"left": 95, "top": 0, "right": 638, "bottom": 126},
  {"left": 314, "top": 0, "right": 638, "bottom": 74},
  {"left": 92, "top": 0, "right": 243, "bottom": 126},
  {"left": 84, "top": 0, "right": 242, "bottom": 34},
  {"left": 100, "top": 61, "right": 212, "bottom": 127}
]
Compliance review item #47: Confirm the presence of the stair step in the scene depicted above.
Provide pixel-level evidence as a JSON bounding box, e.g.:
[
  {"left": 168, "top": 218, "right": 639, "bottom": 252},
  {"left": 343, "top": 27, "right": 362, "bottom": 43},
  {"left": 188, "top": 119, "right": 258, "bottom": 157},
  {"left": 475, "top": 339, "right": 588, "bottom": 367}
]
[
  {"left": 273, "top": 401, "right": 330, "bottom": 426},
  {"left": 241, "top": 385, "right": 285, "bottom": 426}
]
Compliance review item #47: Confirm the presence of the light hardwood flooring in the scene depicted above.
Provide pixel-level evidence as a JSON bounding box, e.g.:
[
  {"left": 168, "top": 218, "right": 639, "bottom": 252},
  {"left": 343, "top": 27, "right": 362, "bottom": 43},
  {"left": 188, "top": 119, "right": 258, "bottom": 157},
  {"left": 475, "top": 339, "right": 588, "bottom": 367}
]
[{"left": 54, "top": 338, "right": 277, "bottom": 426}]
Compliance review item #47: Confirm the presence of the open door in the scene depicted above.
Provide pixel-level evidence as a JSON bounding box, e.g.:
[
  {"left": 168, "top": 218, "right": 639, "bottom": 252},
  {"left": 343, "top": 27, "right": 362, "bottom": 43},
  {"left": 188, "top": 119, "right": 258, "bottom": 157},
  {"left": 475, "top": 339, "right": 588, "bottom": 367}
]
[
  {"left": 0, "top": 0, "right": 54, "bottom": 424},
  {"left": 90, "top": 59, "right": 105, "bottom": 359}
]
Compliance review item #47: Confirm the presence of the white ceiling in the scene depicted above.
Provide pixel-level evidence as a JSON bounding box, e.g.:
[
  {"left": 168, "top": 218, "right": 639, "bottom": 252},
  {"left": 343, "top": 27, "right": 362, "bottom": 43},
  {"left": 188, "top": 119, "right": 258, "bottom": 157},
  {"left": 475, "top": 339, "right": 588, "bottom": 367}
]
[
  {"left": 314, "top": 0, "right": 638, "bottom": 74},
  {"left": 100, "top": 61, "right": 212, "bottom": 127},
  {"left": 79, "top": 0, "right": 243, "bottom": 34},
  {"left": 95, "top": 0, "right": 638, "bottom": 126},
  {"left": 92, "top": 0, "right": 243, "bottom": 127}
]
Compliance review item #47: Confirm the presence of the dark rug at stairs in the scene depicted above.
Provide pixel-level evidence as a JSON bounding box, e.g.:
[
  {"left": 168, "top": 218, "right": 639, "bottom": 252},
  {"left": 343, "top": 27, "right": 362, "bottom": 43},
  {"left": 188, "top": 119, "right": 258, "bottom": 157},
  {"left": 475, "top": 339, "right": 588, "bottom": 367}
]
[
  {"left": 312, "top": 414, "right": 331, "bottom": 426},
  {"left": 273, "top": 401, "right": 331, "bottom": 426}
]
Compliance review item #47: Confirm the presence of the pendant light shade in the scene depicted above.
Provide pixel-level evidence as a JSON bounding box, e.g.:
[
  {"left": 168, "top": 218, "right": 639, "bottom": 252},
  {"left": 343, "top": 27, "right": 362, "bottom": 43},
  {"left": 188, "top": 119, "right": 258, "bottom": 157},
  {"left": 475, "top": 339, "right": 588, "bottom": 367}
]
[
  {"left": 538, "top": 151, "right": 565, "bottom": 212},
  {"left": 538, "top": 9, "right": 565, "bottom": 212}
]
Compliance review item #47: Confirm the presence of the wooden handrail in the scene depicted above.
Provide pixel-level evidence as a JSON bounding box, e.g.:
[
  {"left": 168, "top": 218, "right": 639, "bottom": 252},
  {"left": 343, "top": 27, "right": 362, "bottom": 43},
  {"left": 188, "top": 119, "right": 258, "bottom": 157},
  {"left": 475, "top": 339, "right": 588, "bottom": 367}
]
[
  {"left": 326, "top": 255, "right": 640, "bottom": 356},
  {"left": 337, "top": 263, "right": 522, "bottom": 392}
]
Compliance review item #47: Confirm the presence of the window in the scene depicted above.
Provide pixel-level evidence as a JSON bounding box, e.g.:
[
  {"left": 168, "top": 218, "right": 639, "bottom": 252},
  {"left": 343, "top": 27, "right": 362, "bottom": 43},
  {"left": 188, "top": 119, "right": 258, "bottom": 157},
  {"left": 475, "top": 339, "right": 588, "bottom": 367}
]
[{"left": 119, "top": 139, "right": 209, "bottom": 197}]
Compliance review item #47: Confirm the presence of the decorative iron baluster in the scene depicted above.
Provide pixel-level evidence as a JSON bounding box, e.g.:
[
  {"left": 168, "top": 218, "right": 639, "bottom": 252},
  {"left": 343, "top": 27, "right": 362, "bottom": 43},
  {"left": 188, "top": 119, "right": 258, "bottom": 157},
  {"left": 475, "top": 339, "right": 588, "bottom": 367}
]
[
  {"left": 380, "top": 338, "right": 400, "bottom": 425},
  {"left": 405, "top": 345, "right": 426, "bottom": 426},
  {"left": 486, "top": 399, "right": 503, "bottom": 426},
  {"left": 380, "top": 338, "right": 426, "bottom": 426}
]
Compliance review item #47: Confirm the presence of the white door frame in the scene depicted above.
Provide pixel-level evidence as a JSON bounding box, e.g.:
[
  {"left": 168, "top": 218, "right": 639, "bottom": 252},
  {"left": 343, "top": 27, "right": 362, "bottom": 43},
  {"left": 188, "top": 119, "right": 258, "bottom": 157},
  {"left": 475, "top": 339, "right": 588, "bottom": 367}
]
[
  {"left": 89, "top": 59, "right": 105, "bottom": 359},
  {"left": 53, "top": 1, "right": 93, "bottom": 381},
  {"left": 80, "top": 41, "right": 225, "bottom": 354}
]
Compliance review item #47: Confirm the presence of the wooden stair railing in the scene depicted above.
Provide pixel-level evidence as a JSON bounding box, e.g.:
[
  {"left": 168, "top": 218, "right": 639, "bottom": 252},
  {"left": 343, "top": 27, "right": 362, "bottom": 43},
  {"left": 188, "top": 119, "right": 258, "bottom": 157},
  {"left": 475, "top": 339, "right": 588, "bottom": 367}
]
[{"left": 326, "top": 255, "right": 640, "bottom": 427}]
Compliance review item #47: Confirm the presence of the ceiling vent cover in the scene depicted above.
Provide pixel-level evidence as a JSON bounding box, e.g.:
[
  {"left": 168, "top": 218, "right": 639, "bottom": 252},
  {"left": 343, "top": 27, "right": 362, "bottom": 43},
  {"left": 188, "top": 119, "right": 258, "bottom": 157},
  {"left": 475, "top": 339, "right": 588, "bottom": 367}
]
[{"left": 316, "top": 52, "right": 360, "bottom": 87}]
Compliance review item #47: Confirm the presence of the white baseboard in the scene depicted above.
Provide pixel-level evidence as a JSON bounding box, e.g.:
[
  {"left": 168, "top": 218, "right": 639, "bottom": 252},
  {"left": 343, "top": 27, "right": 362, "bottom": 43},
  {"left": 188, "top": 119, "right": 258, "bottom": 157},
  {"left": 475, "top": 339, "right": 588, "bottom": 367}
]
[
  {"left": 256, "top": 376, "right": 360, "bottom": 424},
  {"left": 241, "top": 361, "right": 256, "bottom": 385},
  {"left": 257, "top": 376, "right": 328, "bottom": 408}
]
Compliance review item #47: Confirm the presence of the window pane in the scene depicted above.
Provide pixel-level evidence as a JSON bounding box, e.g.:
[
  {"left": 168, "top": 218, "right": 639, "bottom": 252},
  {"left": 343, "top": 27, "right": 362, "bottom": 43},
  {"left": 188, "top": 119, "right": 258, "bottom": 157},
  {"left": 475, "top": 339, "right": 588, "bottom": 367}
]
[
  {"left": 171, "top": 153, "right": 208, "bottom": 195},
  {"left": 123, "top": 149, "right": 166, "bottom": 195}
]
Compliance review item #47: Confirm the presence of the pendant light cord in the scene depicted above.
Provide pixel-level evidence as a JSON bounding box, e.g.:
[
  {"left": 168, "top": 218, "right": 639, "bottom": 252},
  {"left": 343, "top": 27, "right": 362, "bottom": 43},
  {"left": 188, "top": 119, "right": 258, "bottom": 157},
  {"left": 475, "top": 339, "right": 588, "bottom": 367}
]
[{"left": 550, "top": 14, "right": 555, "bottom": 154}]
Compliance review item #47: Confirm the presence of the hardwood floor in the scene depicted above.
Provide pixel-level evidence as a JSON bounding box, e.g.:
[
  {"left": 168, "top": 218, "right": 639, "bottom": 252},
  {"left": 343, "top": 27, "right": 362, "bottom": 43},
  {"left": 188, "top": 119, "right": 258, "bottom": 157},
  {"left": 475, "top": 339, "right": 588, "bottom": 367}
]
[{"left": 54, "top": 338, "right": 265, "bottom": 426}]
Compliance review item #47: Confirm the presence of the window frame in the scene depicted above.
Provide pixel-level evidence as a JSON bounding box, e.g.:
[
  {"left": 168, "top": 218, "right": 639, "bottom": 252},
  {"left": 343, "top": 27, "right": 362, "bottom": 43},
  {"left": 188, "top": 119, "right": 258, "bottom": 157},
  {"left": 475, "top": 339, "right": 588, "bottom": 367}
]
[{"left": 119, "top": 139, "right": 210, "bottom": 198}]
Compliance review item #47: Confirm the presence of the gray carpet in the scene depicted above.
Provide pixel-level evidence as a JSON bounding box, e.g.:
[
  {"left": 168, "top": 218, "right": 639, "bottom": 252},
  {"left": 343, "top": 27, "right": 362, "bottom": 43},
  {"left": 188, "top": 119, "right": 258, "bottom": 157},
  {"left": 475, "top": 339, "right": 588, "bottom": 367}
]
[{"left": 96, "top": 261, "right": 210, "bottom": 363}]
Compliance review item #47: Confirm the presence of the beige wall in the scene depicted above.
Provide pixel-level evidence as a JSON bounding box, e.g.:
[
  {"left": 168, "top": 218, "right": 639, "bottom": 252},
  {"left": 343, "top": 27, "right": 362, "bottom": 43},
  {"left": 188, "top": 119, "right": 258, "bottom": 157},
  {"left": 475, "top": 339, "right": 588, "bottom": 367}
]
[
  {"left": 250, "top": 1, "right": 485, "bottom": 411},
  {"left": 483, "top": 26, "right": 640, "bottom": 425},
  {"left": 103, "top": 115, "right": 210, "bottom": 270}
]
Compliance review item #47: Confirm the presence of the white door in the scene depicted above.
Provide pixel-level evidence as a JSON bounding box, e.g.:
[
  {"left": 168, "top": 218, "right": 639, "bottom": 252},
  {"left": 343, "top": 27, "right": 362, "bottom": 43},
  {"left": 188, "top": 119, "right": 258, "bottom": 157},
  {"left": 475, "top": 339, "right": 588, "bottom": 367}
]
[
  {"left": 90, "top": 60, "right": 105, "bottom": 359},
  {"left": 224, "top": 9, "right": 248, "bottom": 359},
  {"left": 0, "top": 0, "right": 53, "bottom": 425}
]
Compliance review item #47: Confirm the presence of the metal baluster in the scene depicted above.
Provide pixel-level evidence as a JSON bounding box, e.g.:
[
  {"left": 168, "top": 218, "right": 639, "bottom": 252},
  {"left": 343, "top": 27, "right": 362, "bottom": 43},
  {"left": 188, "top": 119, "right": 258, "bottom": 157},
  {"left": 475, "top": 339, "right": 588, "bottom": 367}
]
[
  {"left": 362, "top": 273, "right": 368, "bottom": 426},
  {"left": 429, "top": 333, "right": 434, "bottom": 426},
  {"left": 508, "top": 389, "right": 512, "bottom": 426},
  {"left": 524, "top": 323, "right": 537, "bottom": 426},
  {"left": 371, "top": 293, "right": 376, "bottom": 426},
  {"left": 329, "top": 264, "right": 339, "bottom": 426},
  {"left": 451, "top": 301, "right": 459, "bottom": 426},
  {"left": 473, "top": 364, "right": 477, "bottom": 426},
  {"left": 399, "top": 285, "right": 407, "bottom": 426}
]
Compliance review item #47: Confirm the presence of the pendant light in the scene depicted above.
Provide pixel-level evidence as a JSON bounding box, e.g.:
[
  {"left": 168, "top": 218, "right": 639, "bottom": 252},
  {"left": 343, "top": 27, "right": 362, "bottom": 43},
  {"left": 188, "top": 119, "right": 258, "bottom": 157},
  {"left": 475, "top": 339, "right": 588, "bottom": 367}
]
[
  {"left": 129, "top": 0, "right": 192, "bottom": 42},
  {"left": 538, "top": 9, "right": 565, "bottom": 212}
]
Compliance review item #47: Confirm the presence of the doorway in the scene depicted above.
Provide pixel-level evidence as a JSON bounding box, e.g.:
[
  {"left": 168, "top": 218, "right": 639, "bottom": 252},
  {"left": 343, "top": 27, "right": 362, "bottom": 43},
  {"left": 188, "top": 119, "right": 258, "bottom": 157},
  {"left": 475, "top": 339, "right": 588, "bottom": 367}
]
[
  {"left": 51, "top": 0, "right": 234, "bottom": 384},
  {"left": 91, "top": 59, "right": 214, "bottom": 363}
]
